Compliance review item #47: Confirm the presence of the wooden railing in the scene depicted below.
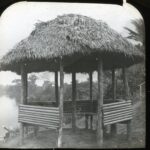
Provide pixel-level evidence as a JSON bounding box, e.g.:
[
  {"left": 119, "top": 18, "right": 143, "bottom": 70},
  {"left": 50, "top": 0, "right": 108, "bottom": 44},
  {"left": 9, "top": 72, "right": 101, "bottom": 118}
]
[
  {"left": 102, "top": 100, "right": 133, "bottom": 125},
  {"left": 18, "top": 104, "right": 60, "bottom": 129},
  {"left": 18, "top": 100, "right": 133, "bottom": 130}
]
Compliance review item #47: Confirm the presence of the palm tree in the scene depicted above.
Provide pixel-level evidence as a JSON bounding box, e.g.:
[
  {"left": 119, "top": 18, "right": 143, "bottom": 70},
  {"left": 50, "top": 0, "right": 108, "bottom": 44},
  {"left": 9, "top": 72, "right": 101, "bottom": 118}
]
[
  {"left": 125, "top": 18, "right": 145, "bottom": 44},
  {"left": 125, "top": 17, "right": 145, "bottom": 51},
  {"left": 124, "top": 18, "right": 145, "bottom": 99}
]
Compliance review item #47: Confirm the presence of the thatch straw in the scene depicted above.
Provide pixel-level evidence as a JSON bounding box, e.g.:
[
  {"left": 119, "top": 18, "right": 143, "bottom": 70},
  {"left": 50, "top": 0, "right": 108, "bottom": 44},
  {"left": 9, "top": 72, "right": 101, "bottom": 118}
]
[{"left": 0, "top": 14, "right": 144, "bottom": 73}]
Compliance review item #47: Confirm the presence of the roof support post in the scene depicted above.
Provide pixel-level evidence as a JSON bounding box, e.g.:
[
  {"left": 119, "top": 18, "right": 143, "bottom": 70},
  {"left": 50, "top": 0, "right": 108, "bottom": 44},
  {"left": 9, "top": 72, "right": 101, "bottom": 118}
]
[
  {"left": 111, "top": 68, "right": 117, "bottom": 136},
  {"left": 72, "top": 71, "right": 76, "bottom": 131},
  {"left": 55, "top": 71, "right": 59, "bottom": 106},
  {"left": 57, "top": 59, "right": 64, "bottom": 148},
  {"left": 89, "top": 71, "right": 93, "bottom": 129},
  {"left": 89, "top": 71, "right": 93, "bottom": 101},
  {"left": 97, "top": 58, "right": 104, "bottom": 146},
  {"left": 20, "top": 63, "right": 28, "bottom": 145},
  {"left": 21, "top": 64, "right": 28, "bottom": 105},
  {"left": 122, "top": 67, "right": 132, "bottom": 141}
]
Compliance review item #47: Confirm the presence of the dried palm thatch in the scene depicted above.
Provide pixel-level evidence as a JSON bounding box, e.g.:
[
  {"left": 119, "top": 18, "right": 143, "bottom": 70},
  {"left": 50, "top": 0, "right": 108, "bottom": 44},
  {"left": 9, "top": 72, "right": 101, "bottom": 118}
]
[{"left": 0, "top": 14, "right": 144, "bottom": 74}]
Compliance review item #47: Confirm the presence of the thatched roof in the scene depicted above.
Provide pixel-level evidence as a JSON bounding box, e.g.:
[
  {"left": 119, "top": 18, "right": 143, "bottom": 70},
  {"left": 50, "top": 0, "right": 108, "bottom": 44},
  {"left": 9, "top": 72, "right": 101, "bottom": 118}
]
[{"left": 0, "top": 14, "right": 144, "bottom": 74}]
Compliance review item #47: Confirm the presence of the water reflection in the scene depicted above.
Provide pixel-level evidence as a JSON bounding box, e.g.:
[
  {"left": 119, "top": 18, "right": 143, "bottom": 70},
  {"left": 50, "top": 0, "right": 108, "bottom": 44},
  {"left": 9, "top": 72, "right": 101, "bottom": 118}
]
[{"left": 0, "top": 96, "right": 19, "bottom": 137}]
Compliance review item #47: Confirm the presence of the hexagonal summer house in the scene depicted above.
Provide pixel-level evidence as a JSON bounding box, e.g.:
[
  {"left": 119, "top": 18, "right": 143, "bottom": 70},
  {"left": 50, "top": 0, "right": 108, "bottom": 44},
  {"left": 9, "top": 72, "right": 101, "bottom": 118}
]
[{"left": 0, "top": 14, "right": 144, "bottom": 147}]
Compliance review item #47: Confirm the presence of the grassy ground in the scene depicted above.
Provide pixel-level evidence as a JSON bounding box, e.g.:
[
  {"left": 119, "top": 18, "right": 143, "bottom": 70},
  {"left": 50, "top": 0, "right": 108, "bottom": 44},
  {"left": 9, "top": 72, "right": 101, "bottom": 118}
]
[{"left": 0, "top": 99, "right": 145, "bottom": 148}]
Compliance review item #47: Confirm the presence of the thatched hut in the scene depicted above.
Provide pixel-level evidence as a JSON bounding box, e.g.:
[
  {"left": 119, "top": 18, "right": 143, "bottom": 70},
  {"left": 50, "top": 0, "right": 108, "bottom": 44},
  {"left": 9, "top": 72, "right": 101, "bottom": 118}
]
[{"left": 0, "top": 14, "right": 144, "bottom": 147}]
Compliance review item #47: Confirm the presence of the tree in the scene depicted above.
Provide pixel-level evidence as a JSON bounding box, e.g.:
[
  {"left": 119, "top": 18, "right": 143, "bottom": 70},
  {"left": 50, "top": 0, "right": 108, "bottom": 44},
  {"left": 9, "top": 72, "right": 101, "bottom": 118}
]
[
  {"left": 123, "top": 19, "right": 145, "bottom": 101},
  {"left": 6, "top": 79, "right": 22, "bottom": 104},
  {"left": 124, "top": 18, "right": 145, "bottom": 53},
  {"left": 28, "top": 74, "right": 38, "bottom": 99},
  {"left": 125, "top": 19, "right": 145, "bottom": 44}
]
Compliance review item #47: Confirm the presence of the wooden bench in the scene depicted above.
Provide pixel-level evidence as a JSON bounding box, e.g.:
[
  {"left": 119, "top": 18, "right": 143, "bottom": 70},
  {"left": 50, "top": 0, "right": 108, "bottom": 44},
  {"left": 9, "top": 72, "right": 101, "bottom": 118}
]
[
  {"left": 102, "top": 100, "right": 133, "bottom": 126},
  {"left": 18, "top": 104, "right": 60, "bottom": 130}
]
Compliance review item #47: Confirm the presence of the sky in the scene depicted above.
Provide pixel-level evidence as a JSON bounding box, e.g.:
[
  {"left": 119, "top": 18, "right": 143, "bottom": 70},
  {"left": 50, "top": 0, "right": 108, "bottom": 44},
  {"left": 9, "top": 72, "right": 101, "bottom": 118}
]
[{"left": 0, "top": 1, "right": 143, "bottom": 86}]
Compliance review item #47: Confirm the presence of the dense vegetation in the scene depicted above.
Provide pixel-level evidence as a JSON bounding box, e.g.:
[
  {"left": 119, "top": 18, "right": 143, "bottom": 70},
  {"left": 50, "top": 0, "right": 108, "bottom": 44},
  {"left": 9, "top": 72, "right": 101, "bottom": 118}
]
[{"left": 0, "top": 63, "right": 144, "bottom": 105}]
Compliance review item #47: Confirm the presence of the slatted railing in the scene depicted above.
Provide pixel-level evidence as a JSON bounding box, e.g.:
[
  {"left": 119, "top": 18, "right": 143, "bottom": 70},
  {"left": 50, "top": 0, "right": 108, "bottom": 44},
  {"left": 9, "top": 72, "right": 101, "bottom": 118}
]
[
  {"left": 18, "top": 104, "right": 60, "bottom": 130},
  {"left": 102, "top": 100, "right": 133, "bottom": 126}
]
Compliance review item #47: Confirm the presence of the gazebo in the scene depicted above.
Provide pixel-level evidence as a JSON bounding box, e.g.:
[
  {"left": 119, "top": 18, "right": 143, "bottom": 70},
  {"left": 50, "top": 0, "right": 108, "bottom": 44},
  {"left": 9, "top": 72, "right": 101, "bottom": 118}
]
[{"left": 0, "top": 14, "right": 144, "bottom": 147}]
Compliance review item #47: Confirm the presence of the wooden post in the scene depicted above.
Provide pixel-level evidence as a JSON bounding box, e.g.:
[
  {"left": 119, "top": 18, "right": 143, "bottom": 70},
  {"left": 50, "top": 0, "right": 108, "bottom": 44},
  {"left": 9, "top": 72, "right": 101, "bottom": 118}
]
[
  {"left": 55, "top": 71, "right": 59, "bottom": 106},
  {"left": 72, "top": 71, "right": 76, "bottom": 131},
  {"left": 139, "top": 85, "right": 142, "bottom": 101},
  {"left": 20, "top": 63, "right": 28, "bottom": 144},
  {"left": 111, "top": 68, "right": 117, "bottom": 136},
  {"left": 97, "top": 58, "right": 104, "bottom": 146},
  {"left": 58, "top": 59, "right": 64, "bottom": 148},
  {"left": 85, "top": 114, "right": 88, "bottom": 129},
  {"left": 122, "top": 67, "right": 132, "bottom": 140},
  {"left": 112, "top": 68, "right": 116, "bottom": 101},
  {"left": 122, "top": 67, "right": 130, "bottom": 100},
  {"left": 89, "top": 72, "right": 93, "bottom": 129},
  {"left": 90, "top": 72, "right": 93, "bottom": 101}
]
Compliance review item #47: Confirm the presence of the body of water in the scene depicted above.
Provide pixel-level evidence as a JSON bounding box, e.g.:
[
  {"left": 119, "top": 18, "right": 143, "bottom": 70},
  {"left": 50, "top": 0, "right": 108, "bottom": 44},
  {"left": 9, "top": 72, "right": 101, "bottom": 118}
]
[{"left": 0, "top": 96, "right": 19, "bottom": 138}]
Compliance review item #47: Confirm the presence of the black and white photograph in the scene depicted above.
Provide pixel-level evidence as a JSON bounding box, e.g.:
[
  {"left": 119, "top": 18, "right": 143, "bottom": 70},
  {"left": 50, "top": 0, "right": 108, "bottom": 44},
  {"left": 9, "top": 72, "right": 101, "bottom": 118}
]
[{"left": 0, "top": 1, "right": 145, "bottom": 148}]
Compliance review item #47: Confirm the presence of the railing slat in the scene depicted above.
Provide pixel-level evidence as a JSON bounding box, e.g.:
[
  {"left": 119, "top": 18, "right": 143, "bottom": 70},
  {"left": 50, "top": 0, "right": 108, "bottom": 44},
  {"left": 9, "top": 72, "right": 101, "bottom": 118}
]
[
  {"left": 19, "top": 104, "right": 59, "bottom": 110},
  {"left": 104, "top": 114, "right": 132, "bottom": 122},
  {"left": 103, "top": 103, "right": 132, "bottom": 110},
  {"left": 104, "top": 115, "right": 132, "bottom": 123},
  {"left": 19, "top": 108, "right": 59, "bottom": 113},
  {"left": 103, "top": 107, "right": 132, "bottom": 115},
  {"left": 104, "top": 117, "right": 132, "bottom": 125},
  {"left": 104, "top": 110, "right": 133, "bottom": 119},
  {"left": 18, "top": 119, "right": 59, "bottom": 129},
  {"left": 19, "top": 110, "right": 59, "bottom": 116},
  {"left": 18, "top": 117, "right": 59, "bottom": 125},
  {"left": 19, "top": 112, "right": 59, "bottom": 117},
  {"left": 18, "top": 115, "right": 59, "bottom": 124},
  {"left": 19, "top": 114, "right": 59, "bottom": 121},
  {"left": 103, "top": 100, "right": 131, "bottom": 107},
  {"left": 103, "top": 106, "right": 132, "bottom": 113},
  {"left": 19, "top": 107, "right": 59, "bottom": 112}
]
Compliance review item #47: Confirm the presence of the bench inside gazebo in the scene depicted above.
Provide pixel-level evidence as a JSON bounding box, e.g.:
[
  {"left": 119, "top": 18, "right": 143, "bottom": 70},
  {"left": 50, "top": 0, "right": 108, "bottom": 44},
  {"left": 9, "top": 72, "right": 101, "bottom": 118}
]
[{"left": 0, "top": 14, "right": 143, "bottom": 147}]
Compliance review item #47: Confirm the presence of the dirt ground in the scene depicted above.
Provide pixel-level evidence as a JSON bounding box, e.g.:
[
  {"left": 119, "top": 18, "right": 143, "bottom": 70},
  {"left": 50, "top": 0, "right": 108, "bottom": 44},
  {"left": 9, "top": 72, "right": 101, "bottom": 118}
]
[{"left": 0, "top": 99, "right": 145, "bottom": 148}]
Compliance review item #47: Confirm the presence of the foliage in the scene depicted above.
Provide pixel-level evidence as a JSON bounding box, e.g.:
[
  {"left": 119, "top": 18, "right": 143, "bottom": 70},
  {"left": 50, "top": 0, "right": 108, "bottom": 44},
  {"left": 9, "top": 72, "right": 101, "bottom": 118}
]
[
  {"left": 125, "top": 18, "right": 145, "bottom": 44},
  {"left": 124, "top": 18, "right": 145, "bottom": 99}
]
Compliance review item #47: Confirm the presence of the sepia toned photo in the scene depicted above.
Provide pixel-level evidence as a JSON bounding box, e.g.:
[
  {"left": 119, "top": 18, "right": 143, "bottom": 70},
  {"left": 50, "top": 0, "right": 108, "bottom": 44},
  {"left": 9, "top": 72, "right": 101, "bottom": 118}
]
[{"left": 0, "top": 1, "right": 145, "bottom": 148}]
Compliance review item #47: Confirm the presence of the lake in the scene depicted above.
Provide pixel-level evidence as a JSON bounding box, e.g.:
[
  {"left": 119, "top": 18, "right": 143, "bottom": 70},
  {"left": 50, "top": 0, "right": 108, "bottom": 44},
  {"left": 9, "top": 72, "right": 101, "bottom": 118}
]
[{"left": 0, "top": 96, "right": 19, "bottom": 139}]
